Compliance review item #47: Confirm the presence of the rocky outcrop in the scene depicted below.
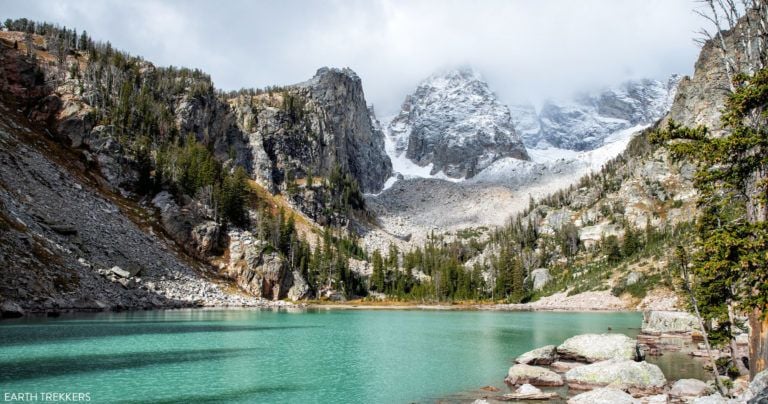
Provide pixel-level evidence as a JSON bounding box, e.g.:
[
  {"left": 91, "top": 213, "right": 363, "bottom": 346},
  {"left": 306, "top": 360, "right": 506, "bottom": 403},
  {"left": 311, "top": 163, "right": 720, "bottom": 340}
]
[
  {"left": 232, "top": 67, "right": 392, "bottom": 193},
  {"left": 567, "top": 387, "right": 640, "bottom": 404},
  {"left": 515, "top": 345, "right": 557, "bottom": 366},
  {"left": 565, "top": 359, "right": 666, "bottom": 395},
  {"left": 744, "top": 369, "right": 768, "bottom": 403},
  {"left": 287, "top": 270, "right": 310, "bottom": 301},
  {"left": 557, "top": 334, "right": 637, "bottom": 362},
  {"left": 388, "top": 67, "right": 529, "bottom": 179},
  {"left": 529, "top": 268, "right": 551, "bottom": 292},
  {"left": 504, "top": 364, "right": 564, "bottom": 386},
  {"left": 152, "top": 192, "right": 222, "bottom": 259},
  {"left": 224, "top": 232, "right": 294, "bottom": 300},
  {"left": 641, "top": 311, "right": 699, "bottom": 335}
]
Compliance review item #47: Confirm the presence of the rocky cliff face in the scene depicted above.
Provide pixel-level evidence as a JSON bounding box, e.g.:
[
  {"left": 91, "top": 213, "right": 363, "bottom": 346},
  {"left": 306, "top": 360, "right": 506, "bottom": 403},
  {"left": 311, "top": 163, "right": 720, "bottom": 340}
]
[
  {"left": 519, "top": 77, "right": 680, "bottom": 151},
  {"left": 230, "top": 68, "right": 392, "bottom": 193},
  {"left": 388, "top": 67, "right": 529, "bottom": 179}
]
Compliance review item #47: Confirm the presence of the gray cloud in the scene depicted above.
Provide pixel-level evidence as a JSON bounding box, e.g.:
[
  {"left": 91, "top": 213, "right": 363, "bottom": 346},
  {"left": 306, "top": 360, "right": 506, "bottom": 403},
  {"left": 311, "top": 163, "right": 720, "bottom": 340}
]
[{"left": 3, "top": 0, "right": 703, "bottom": 115}]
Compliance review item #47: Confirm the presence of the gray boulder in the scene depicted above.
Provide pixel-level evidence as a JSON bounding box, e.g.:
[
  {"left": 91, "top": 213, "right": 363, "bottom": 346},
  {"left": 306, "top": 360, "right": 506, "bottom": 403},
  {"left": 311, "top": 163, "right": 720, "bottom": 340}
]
[
  {"left": 504, "top": 364, "right": 564, "bottom": 386},
  {"left": 641, "top": 311, "right": 699, "bottom": 335},
  {"left": 551, "top": 361, "right": 585, "bottom": 373},
  {"left": 530, "top": 268, "right": 551, "bottom": 291},
  {"left": 565, "top": 359, "right": 666, "bottom": 395},
  {"left": 152, "top": 191, "right": 221, "bottom": 259},
  {"left": 568, "top": 387, "right": 640, "bottom": 404},
  {"left": 557, "top": 333, "right": 637, "bottom": 362},
  {"left": 287, "top": 270, "right": 310, "bottom": 301},
  {"left": 515, "top": 345, "right": 557, "bottom": 366},
  {"left": 503, "top": 384, "right": 559, "bottom": 400},
  {"left": 626, "top": 271, "right": 643, "bottom": 286},
  {"left": 1, "top": 301, "right": 24, "bottom": 318},
  {"left": 693, "top": 394, "right": 728, "bottom": 404},
  {"left": 669, "top": 378, "right": 713, "bottom": 400},
  {"left": 109, "top": 266, "right": 138, "bottom": 278},
  {"left": 747, "top": 369, "right": 768, "bottom": 403}
]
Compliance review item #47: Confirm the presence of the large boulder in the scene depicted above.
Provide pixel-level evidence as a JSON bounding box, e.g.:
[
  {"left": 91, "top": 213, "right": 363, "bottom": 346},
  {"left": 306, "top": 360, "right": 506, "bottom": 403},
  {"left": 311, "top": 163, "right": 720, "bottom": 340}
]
[
  {"left": 568, "top": 387, "right": 640, "bottom": 404},
  {"left": 565, "top": 359, "right": 666, "bottom": 395},
  {"left": 504, "top": 364, "right": 564, "bottom": 386},
  {"left": 557, "top": 333, "right": 637, "bottom": 362},
  {"left": 152, "top": 191, "right": 221, "bottom": 259},
  {"left": 641, "top": 311, "right": 699, "bottom": 335},
  {"left": 746, "top": 369, "right": 768, "bottom": 403},
  {"left": 669, "top": 378, "right": 713, "bottom": 400},
  {"left": 287, "top": 270, "right": 310, "bottom": 301},
  {"left": 0, "top": 301, "right": 24, "bottom": 318},
  {"left": 225, "top": 234, "right": 293, "bottom": 300},
  {"left": 515, "top": 345, "right": 557, "bottom": 366},
  {"left": 530, "top": 268, "right": 551, "bottom": 291}
]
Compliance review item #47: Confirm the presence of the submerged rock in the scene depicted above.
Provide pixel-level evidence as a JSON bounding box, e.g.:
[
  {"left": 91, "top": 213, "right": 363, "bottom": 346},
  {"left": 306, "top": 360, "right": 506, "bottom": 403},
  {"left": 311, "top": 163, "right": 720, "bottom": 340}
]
[
  {"left": 504, "top": 364, "right": 564, "bottom": 386},
  {"left": 515, "top": 345, "right": 557, "bottom": 366},
  {"left": 557, "top": 333, "right": 637, "bottom": 362},
  {"left": 565, "top": 359, "right": 666, "bottom": 395},
  {"left": 567, "top": 387, "right": 640, "bottom": 404}
]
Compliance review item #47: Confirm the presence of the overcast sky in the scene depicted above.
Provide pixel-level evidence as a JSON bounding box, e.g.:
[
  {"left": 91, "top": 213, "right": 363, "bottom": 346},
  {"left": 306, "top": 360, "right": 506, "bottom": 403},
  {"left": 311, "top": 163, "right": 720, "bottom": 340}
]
[{"left": 4, "top": 0, "right": 704, "bottom": 115}]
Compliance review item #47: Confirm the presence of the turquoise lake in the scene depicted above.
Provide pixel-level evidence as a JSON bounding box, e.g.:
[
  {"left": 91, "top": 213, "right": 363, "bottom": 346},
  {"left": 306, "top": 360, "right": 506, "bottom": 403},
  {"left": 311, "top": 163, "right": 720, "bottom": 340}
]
[{"left": 0, "top": 309, "right": 703, "bottom": 403}]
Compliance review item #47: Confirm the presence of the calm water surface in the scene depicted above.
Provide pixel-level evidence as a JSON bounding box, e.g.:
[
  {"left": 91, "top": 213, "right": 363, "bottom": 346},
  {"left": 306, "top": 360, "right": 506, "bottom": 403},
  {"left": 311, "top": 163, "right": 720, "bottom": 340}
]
[{"left": 0, "top": 309, "right": 699, "bottom": 403}]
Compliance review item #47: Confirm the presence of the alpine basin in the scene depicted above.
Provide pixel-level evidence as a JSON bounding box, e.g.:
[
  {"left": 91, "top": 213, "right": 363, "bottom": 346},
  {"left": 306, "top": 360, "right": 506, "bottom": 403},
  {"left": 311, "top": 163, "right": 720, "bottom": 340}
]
[{"left": 0, "top": 309, "right": 657, "bottom": 403}]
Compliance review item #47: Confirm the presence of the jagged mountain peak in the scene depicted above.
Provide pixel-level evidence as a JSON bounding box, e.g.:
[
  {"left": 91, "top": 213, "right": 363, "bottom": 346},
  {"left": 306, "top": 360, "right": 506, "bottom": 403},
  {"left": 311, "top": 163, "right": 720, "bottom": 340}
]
[
  {"left": 386, "top": 66, "right": 529, "bottom": 180},
  {"left": 517, "top": 75, "right": 681, "bottom": 151},
  {"left": 302, "top": 66, "right": 361, "bottom": 86}
]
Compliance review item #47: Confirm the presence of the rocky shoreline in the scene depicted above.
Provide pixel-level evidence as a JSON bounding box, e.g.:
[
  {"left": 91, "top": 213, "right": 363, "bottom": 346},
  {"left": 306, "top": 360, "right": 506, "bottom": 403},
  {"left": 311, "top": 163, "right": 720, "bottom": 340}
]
[{"left": 466, "top": 310, "right": 767, "bottom": 403}]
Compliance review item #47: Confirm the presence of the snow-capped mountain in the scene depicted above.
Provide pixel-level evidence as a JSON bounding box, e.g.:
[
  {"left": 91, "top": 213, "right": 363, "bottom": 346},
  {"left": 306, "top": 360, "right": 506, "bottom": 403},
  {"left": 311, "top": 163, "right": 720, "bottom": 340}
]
[
  {"left": 387, "top": 67, "right": 529, "bottom": 179},
  {"left": 518, "top": 75, "right": 681, "bottom": 151}
]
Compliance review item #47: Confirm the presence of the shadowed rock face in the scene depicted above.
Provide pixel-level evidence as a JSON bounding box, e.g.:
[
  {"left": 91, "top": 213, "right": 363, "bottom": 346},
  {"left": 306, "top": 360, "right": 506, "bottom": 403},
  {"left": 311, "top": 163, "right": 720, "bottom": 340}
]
[
  {"left": 300, "top": 68, "right": 392, "bottom": 193},
  {"left": 389, "top": 67, "right": 529, "bottom": 179},
  {"left": 230, "top": 67, "right": 392, "bottom": 194}
]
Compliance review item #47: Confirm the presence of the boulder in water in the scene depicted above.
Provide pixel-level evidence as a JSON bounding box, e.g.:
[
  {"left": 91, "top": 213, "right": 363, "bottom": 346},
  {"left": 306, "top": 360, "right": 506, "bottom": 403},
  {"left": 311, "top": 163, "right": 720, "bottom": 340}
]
[
  {"left": 557, "top": 333, "right": 637, "bottom": 362},
  {"left": 565, "top": 359, "right": 666, "bottom": 395},
  {"left": 504, "top": 364, "right": 564, "bottom": 386},
  {"left": 515, "top": 345, "right": 557, "bottom": 366}
]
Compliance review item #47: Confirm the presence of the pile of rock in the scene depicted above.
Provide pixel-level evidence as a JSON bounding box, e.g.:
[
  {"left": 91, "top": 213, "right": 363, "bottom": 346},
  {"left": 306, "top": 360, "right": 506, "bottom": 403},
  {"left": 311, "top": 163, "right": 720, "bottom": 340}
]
[{"left": 497, "top": 332, "right": 722, "bottom": 402}]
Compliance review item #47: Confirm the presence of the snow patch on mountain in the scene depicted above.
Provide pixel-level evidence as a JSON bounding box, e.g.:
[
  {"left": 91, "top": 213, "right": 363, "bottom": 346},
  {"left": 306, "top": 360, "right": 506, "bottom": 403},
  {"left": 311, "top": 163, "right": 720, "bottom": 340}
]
[
  {"left": 518, "top": 75, "right": 680, "bottom": 151},
  {"left": 471, "top": 124, "right": 647, "bottom": 188}
]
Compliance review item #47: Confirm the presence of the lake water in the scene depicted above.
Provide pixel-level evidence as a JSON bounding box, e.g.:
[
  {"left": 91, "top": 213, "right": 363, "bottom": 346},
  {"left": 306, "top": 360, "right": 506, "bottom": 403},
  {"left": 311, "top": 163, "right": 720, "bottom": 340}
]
[{"left": 0, "top": 309, "right": 704, "bottom": 403}]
